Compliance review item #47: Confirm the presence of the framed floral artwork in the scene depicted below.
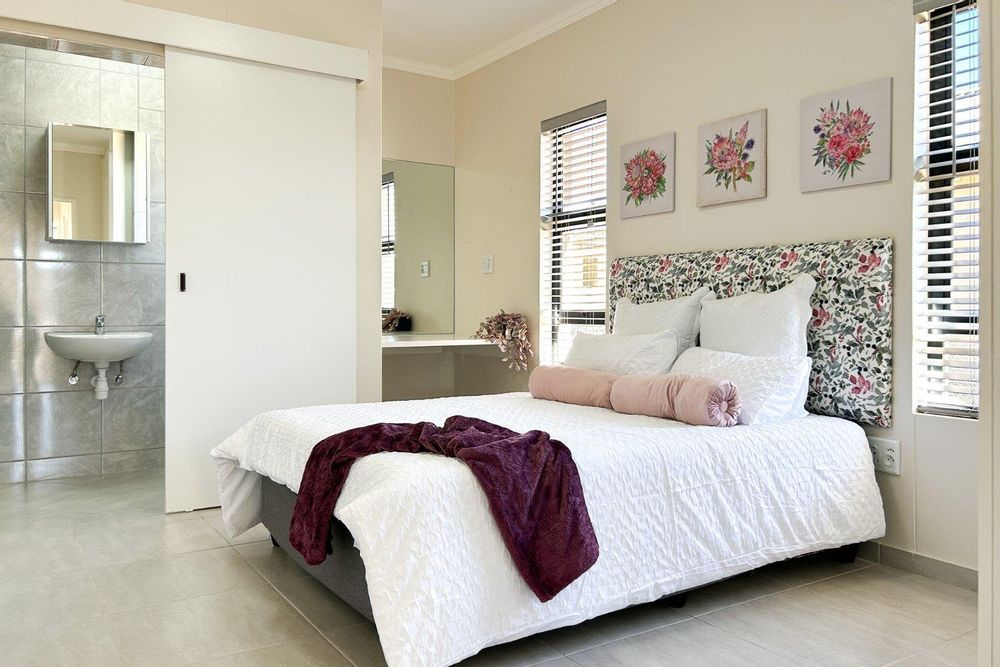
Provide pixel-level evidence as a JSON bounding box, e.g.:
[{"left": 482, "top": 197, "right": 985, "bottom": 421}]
[
  {"left": 800, "top": 78, "right": 892, "bottom": 192},
  {"left": 619, "top": 133, "right": 675, "bottom": 219},
  {"left": 697, "top": 109, "right": 767, "bottom": 206}
]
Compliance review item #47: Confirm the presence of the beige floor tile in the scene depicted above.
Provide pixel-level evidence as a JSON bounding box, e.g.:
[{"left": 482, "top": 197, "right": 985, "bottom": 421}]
[
  {"left": 0, "top": 616, "right": 123, "bottom": 667},
  {"left": 268, "top": 571, "right": 370, "bottom": 633},
  {"left": 681, "top": 571, "right": 789, "bottom": 616},
  {"left": 194, "top": 630, "right": 353, "bottom": 666},
  {"left": 699, "top": 575, "right": 955, "bottom": 664},
  {"left": 235, "top": 540, "right": 313, "bottom": 584},
  {"left": 459, "top": 637, "right": 562, "bottom": 666},
  {"left": 895, "top": 630, "right": 977, "bottom": 666},
  {"left": 534, "top": 596, "right": 688, "bottom": 655},
  {"left": 570, "top": 618, "right": 793, "bottom": 666},
  {"left": 105, "top": 578, "right": 317, "bottom": 666},
  {"left": 200, "top": 507, "right": 273, "bottom": 545},
  {"left": 755, "top": 550, "right": 875, "bottom": 587},
  {"left": 0, "top": 569, "right": 104, "bottom": 634},
  {"left": 88, "top": 545, "right": 264, "bottom": 613},
  {"left": 322, "top": 621, "right": 387, "bottom": 667},
  {"left": 72, "top": 512, "right": 229, "bottom": 567}
]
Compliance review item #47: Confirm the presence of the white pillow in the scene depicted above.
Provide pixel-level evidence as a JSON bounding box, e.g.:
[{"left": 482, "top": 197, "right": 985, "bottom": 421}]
[
  {"left": 564, "top": 329, "right": 680, "bottom": 376},
  {"left": 613, "top": 286, "right": 715, "bottom": 352},
  {"left": 699, "top": 273, "right": 816, "bottom": 358},
  {"left": 670, "top": 347, "right": 811, "bottom": 425}
]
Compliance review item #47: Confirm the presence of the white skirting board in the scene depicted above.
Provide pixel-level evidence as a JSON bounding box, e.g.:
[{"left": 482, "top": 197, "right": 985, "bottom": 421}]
[{"left": 164, "top": 47, "right": 358, "bottom": 511}]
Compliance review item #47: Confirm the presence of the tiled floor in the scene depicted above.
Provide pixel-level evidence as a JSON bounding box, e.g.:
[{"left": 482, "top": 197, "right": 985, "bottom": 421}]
[{"left": 0, "top": 471, "right": 978, "bottom": 666}]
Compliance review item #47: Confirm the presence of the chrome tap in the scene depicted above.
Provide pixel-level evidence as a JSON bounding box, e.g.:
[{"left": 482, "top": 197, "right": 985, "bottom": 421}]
[{"left": 95, "top": 314, "right": 106, "bottom": 335}]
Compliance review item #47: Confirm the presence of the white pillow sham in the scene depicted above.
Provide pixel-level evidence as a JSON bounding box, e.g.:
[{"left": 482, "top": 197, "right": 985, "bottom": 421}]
[
  {"left": 564, "top": 329, "right": 680, "bottom": 376},
  {"left": 699, "top": 273, "right": 816, "bottom": 359},
  {"left": 670, "top": 347, "right": 811, "bottom": 425},
  {"left": 613, "top": 287, "right": 715, "bottom": 352}
]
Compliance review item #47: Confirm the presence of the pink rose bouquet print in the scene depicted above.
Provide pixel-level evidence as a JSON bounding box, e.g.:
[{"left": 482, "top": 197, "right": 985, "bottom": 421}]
[
  {"left": 704, "top": 120, "right": 756, "bottom": 192},
  {"left": 623, "top": 148, "right": 667, "bottom": 207},
  {"left": 811, "top": 101, "right": 875, "bottom": 181}
]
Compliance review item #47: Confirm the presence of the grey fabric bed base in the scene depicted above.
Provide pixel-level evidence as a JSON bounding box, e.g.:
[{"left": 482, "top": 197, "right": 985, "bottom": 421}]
[{"left": 261, "top": 476, "right": 375, "bottom": 621}]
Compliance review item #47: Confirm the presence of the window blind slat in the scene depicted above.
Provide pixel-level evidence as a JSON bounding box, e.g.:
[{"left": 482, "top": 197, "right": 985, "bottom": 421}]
[
  {"left": 913, "top": 0, "right": 980, "bottom": 417},
  {"left": 540, "top": 105, "right": 608, "bottom": 365}
]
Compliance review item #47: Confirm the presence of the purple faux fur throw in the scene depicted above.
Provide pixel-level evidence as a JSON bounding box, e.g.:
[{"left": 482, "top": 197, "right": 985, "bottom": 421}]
[{"left": 289, "top": 415, "right": 599, "bottom": 602}]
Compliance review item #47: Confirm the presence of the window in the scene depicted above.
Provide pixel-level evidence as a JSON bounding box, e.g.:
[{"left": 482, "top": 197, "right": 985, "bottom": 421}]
[
  {"left": 913, "top": 0, "right": 981, "bottom": 417},
  {"left": 381, "top": 173, "right": 396, "bottom": 313},
  {"left": 540, "top": 102, "right": 608, "bottom": 365}
]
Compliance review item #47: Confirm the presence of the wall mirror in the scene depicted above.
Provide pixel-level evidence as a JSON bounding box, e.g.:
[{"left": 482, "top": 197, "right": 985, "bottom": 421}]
[
  {"left": 48, "top": 123, "right": 149, "bottom": 244},
  {"left": 381, "top": 158, "right": 455, "bottom": 335}
]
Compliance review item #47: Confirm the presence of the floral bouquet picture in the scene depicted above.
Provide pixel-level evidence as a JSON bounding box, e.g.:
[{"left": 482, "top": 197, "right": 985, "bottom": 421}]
[
  {"left": 697, "top": 109, "right": 767, "bottom": 206},
  {"left": 800, "top": 78, "right": 891, "bottom": 192},
  {"left": 619, "top": 133, "right": 675, "bottom": 219}
]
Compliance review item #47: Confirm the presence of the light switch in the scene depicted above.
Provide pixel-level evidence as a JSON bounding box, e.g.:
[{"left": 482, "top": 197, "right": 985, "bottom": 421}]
[
  {"left": 481, "top": 255, "right": 494, "bottom": 274},
  {"left": 419, "top": 261, "right": 430, "bottom": 278}
]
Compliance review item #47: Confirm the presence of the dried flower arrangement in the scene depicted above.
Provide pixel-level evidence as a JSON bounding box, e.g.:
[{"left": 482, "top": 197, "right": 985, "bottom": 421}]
[
  {"left": 473, "top": 310, "right": 533, "bottom": 371},
  {"left": 382, "top": 308, "right": 411, "bottom": 333}
]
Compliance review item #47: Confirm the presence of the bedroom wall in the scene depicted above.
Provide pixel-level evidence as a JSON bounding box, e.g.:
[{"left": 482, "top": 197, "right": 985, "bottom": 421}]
[
  {"left": 125, "top": 0, "right": 384, "bottom": 403},
  {"left": 0, "top": 46, "right": 166, "bottom": 482},
  {"left": 449, "top": 0, "right": 978, "bottom": 569}
]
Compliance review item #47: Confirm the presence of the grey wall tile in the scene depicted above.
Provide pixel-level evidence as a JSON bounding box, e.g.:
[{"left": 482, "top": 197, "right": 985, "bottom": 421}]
[
  {"left": 102, "top": 202, "right": 164, "bottom": 264},
  {"left": 0, "top": 460, "right": 25, "bottom": 483},
  {"left": 0, "top": 328, "right": 24, "bottom": 394},
  {"left": 25, "top": 194, "right": 101, "bottom": 261},
  {"left": 103, "top": 387, "right": 164, "bottom": 452},
  {"left": 0, "top": 260, "right": 23, "bottom": 326},
  {"left": 138, "top": 65, "right": 163, "bottom": 80},
  {"left": 101, "top": 60, "right": 138, "bottom": 75},
  {"left": 102, "top": 263, "right": 164, "bottom": 325},
  {"left": 25, "top": 326, "right": 92, "bottom": 393},
  {"left": 23, "top": 126, "right": 46, "bottom": 194},
  {"left": 105, "top": 325, "right": 164, "bottom": 388},
  {"left": 25, "top": 261, "right": 101, "bottom": 326},
  {"left": 102, "top": 447, "right": 163, "bottom": 474},
  {"left": 138, "top": 76, "right": 164, "bottom": 111},
  {"left": 0, "top": 124, "right": 24, "bottom": 192},
  {"left": 0, "top": 44, "right": 25, "bottom": 59},
  {"left": 26, "top": 454, "right": 102, "bottom": 481},
  {"left": 0, "top": 57, "right": 25, "bottom": 125},
  {"left": 25, "top": 60, "right": 100, "bottom": 128},
  {"left": 0, "top": 394, "right": 24, "bottom": 462},
  {"left": 25, "top": 391, "right": 102, "bottom": 459},
  {"left": 0, "top": 192, "right": 24, "bottom": 259},
  {"left": 100, "top": 71, "right": 138, "bottom": 131},
  {"left": 25, "top": 48, "right": 100, "bottom": 70},
  {"left": 149, "top": 140, "right": 165, "bottom": 203},
  {"left": 138, "top": 109, "right": 164, "bottom": 141}
]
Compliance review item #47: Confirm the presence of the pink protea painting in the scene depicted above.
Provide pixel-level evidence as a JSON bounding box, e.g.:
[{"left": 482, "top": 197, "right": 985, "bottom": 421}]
[
  {"left": 623, "top": 148, "right": 667, "bottom": 207},
  {"left": 704, "top": 120, "right": 756, "bottom": 192},
  {"left": 812, "top": 101, "right": 875, "bottom": 180}
]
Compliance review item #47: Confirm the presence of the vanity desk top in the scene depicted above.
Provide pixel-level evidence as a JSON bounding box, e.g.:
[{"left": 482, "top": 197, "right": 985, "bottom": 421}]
[{"left": 382, "top": 334, "right": 494, "bottom": 349}]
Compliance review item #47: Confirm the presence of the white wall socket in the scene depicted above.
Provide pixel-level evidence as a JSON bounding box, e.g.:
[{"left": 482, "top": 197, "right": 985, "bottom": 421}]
[
  {"left": 481, "top": 254, "right": 494, "bottom": 274},
  {"left": 419, "top": 260, "right": 430, "bottom": 278},
  {"left": 867, "top": 436, "right": 900, "bottom": 475}
]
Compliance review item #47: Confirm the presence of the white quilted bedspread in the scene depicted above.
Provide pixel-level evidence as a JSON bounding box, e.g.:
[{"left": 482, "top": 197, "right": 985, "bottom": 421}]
[{"left": 211, "top": 393, "right": 885, "bottom": 667}]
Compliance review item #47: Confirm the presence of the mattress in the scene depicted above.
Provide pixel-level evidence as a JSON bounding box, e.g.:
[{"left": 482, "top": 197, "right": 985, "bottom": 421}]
[{"left": 212, "top": 393, "right": 885, "bottom": 667}]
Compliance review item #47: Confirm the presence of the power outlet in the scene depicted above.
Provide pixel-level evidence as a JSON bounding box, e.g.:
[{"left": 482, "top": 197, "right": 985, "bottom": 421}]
[
  {"left": 481, "top": 254, "right": 494, "bottom": 274},
  {"left": 867, "top": 436, "right": 900, "bottom": 475},
  {"left": 419, "top": 260, "right": 430, "bottom": 278}
]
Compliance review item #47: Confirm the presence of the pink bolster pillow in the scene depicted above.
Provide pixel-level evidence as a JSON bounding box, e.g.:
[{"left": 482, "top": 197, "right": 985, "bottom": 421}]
[
  {"left": 528, "top": 365, "right": 617, "bottom": 409},
  {"left": 610, "top": 373, "right": 742, "bottom": 427}
]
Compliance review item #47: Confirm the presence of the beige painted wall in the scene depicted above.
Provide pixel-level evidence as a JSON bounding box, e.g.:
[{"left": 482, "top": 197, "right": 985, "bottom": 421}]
[
  {"left": 448, "top": 0, "right": 977, "bottom": 567},
  {"left": 127, "top": 0, "right": 384, "bottom": 402},
  {"left": 383, "top": 68, "right": 454, "bottom": 165}
]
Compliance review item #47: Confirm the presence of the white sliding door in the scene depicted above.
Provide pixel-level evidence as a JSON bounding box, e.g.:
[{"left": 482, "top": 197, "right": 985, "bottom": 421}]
[{"left": 164, "top": 47, "right": 357, "bottom": 511}]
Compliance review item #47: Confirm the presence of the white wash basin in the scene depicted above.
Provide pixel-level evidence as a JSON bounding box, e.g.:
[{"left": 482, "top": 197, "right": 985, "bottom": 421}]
[{"left": 45, "top": 331, "right": 153, "bottom": 365}]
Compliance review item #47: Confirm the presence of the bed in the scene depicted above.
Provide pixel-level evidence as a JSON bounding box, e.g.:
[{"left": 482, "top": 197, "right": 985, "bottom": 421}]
[{"left": 212, "top": 238, "right": 892, "bottom": 667}]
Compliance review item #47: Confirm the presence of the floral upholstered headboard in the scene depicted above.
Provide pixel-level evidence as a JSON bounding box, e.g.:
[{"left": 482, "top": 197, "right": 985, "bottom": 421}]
[{"left": 609, "top": 238, "right": 893, "bottom": 427}]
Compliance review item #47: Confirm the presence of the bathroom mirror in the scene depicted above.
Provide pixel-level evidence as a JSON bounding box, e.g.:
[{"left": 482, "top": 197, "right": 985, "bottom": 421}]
[
  {"left": 48, "top": 123, "right": 149, "bottom": 244},
  {"left": 381, "top": 159, "right": 455, "bottom": 335}
]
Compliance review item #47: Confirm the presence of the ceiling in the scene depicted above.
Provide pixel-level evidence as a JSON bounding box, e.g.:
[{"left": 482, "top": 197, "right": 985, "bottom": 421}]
[{"left": 382, "top": 0, "right": 616, "bottom": 80}]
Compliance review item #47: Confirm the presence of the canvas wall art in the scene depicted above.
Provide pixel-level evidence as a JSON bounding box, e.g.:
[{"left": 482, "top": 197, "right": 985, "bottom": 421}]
[
  {"left": 697, "top": 109, "right": 767, "bottom": 206},
  {"left": 620, "top": 133, "right": 675, "bottom": 219},
  {"left": 800, "top": 78, "right": 892, "bottom": 192}
]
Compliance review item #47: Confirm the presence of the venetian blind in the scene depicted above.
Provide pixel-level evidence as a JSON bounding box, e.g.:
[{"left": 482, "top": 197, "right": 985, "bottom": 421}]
[
  {"left": 381, "top": 175, "right": 395, "bottom": 312},
  {"left": 539, "top": 102, "right": 608, "bottom": 365},
  {"left": 913, "top": 0, "right": 981, "bottom": 417}
]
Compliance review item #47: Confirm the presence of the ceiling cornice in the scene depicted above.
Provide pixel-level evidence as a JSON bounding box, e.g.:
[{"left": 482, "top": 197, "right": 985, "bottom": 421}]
[{"left": 383, "top": 0, "right": 617, "bottom": 82}]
